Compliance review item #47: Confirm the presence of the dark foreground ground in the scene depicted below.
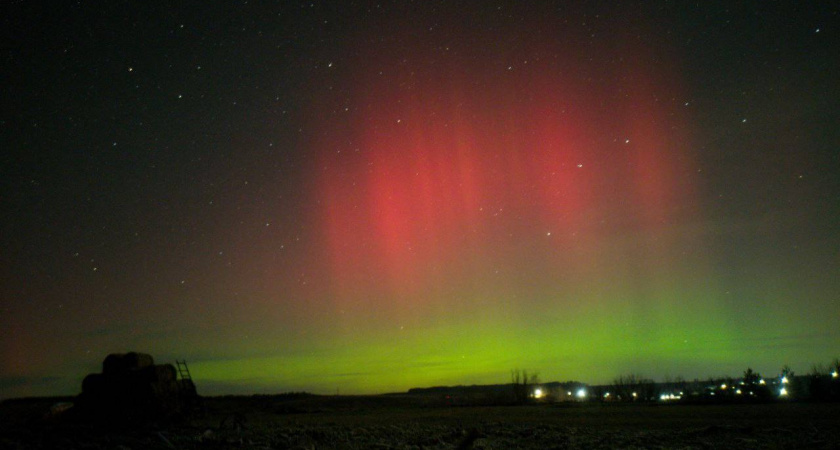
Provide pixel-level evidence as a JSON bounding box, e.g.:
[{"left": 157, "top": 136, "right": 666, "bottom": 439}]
[{"left": 2, "top": 395, "right": 839, "bottom": 449}]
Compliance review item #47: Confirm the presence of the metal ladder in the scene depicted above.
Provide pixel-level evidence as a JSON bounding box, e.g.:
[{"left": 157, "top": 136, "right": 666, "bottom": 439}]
[{"left": 175, "top": 359, "right": 192, "bottom": 381}]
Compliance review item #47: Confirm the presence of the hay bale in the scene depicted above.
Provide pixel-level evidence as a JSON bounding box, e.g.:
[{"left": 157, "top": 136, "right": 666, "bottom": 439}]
[
  {"left": 79, "top": 352, "right": 198, "bottom": 421},
  {"left": 178, "top": 379, "right": 198, "bottom": 397},
  {"left": 103, "top": 352, "right": 154, "bottom": 374},
  {"left": 101, "top": 354, "right": 120, "bottom": 374},
  {"left": 130, "top": 364, "right": 176, "bottom": 383},
  {"left": 154, "top": 364, "right": 177, "bottom": 382},
  {"left": 82, "top": 373, "right": 105, "bottom": 395}
]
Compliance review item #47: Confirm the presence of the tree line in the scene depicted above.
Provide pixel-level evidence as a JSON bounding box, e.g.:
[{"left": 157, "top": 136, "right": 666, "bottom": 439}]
[{"left": 509, "top": 358, "right": 840, "bottom": 404}]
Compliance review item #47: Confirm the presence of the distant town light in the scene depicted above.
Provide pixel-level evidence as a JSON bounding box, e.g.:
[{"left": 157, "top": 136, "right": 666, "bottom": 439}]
[
  {"left": 781, "top": 376, "right": 789, "bottom": 384},
  {"left": 604, "top": 392, "right": 610, "bottom": 398},
  {"left": 832, "top": 370, "right": 838, "bottom": 379},
  {"left": 736, "top": 389, "right": 742, "bottom": 395},
  {"left": 533, "top": 388, "right": 544, "bottom": 399},
  {"left": 720, "top": 384, "right": 727, "bottom": 390},
  {"left": 779, "top": 387, "right": 788, "bottom": 396},
  {"left": 759, "top": 379, "right": 766, "bottom": 385},
  {"left": 576, "top": 388, "right": 587, "bottom": 399},
  {"left": 632, "top": 392, "right": 637, "bottom": 398},
  {"left": 567, "top": 391, "right": 572, "bottom": 396}
]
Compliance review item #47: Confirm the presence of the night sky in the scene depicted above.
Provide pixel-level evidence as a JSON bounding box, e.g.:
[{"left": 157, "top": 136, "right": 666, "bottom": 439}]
[{"left": 2, "top": 2, "right": 839, "bottom": 398}]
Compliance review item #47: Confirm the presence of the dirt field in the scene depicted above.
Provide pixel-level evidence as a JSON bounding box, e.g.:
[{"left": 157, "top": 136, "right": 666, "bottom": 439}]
[{"left": 2, "top": 395, "right": 839, "bottom": 449}]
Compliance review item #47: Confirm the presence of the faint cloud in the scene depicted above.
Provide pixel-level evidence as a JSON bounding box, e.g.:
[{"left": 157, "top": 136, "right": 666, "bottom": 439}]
[
  {"left": 0, "top": 375, "right": 70, "bottom": 400},
  {"left": 0, "top": 375, "right": 63, "bottom": 389},
  {"left": 330, "top": 372, "right": 373, "bottom": 378}
]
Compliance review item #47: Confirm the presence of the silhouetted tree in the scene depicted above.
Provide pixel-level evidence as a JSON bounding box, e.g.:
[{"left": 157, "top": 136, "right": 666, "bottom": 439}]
[
  {"left": 742, "top": 367, "right": 771, "bottom": 399},
  {"left": 831, "top": 358, "right": 840, "bottom": 400},
  {"left": 780, "top": 365, "right": 794, "bottom": 379},
  {"left": 778, "top": 364, "right": 802, "bottom": 398},
  {"left": 817, "top": 358, "right": 840, "bottom": 400},
  {"left": 661, "top": 375, "right": 687, "bottom": 399},
  {"left": 611, "top": 374, "right": 657, "bottom": 402},
  {"left": 510, "top": 369, "right": 539, "bottom": 404},
  {"left": 742, "top": 368, "right": 760, "bottom": 386}
]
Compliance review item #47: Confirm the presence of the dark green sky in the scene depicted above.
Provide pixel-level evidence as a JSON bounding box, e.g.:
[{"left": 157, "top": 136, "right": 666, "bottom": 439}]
[{"left": 2, "top": 1, "right": 838, "bottom": 398}]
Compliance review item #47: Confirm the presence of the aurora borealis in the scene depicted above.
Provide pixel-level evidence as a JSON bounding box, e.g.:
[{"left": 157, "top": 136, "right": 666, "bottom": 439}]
[{"left": 2, "top": 2, "right": 839, "bottom": 398}]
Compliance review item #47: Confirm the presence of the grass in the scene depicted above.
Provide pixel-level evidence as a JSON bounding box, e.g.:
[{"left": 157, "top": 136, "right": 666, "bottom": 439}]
[{"left": 2, "top": 395, "right": 839, "bottom": 448}]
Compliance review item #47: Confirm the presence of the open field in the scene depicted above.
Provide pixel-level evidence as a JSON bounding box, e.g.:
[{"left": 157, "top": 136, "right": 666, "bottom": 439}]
[{"left": 2, "top": 395, "right": 839, "bottom": 449}]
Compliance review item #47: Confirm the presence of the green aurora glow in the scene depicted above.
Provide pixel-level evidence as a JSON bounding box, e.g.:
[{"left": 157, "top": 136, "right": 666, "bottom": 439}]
[{"left": 2, "top": 2, "right": 838, "bottom": 398}]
